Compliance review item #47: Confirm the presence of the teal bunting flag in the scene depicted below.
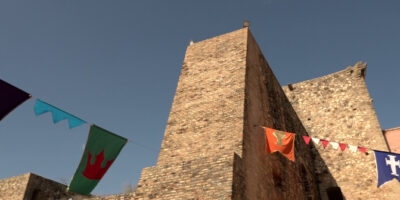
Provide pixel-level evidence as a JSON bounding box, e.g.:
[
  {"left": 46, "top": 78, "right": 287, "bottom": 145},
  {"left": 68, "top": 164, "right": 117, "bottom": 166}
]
[{"left": 34, "top": 99, "right": 86, "bottom": 128}]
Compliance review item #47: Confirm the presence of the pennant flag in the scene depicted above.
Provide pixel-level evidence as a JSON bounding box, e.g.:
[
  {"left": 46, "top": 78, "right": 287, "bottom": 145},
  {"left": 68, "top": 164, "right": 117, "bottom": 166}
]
[
  {"left": 34, "top": 99, "right": 86, "bottom": 128},
  {"left": 349, "top": 145, "right": 358, "bottom": 153},
  {"left": 0, "top": 79, "right": 30, "bottom": 121},
  {"left": 302, "top": 136, "right": 311, "bottom": 145},
  {"left": 330, "top": 142, "right": 339, "bottom": 150},
  {"left": 374, "top": 150, "right": 400, "bottom": 187},
  {"left": 321, "top": 140, "right": 329, "bottom": 149},
  {"left": 68, "top": 125, "right": 127, "bottom": 195},
  {"left": 265, "top": 127, "right": 295, "bottom": 161},
  {"left": 311, "top": 137, "right": 320, "bottom": 145},
  {"left": 339, "top": 143, "right": 347, "bottom": 151},
  {"left": 358, "top": 147, "right": 367, "bottom": 154}
]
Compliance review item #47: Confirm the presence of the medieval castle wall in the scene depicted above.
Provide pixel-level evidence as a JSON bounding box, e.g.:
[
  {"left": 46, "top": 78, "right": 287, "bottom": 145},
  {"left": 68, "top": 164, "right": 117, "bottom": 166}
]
[
  {"left": 0, "top": 173, "right": 29, "bottom": 200},
  {"left": 238, "top": 30, "right": 320, "bottom": 200},
  {"left": 132, "top": 28, "right": 321, "bottom": 199},
  {"left": 0, "top": 173, "right": 78, "bottom": 200},
  {"left": 134, "top": 28, "right": 248, "bottom": 199},
  {"left": 282, "top": 63, "right": 400, "bottom": 199}
]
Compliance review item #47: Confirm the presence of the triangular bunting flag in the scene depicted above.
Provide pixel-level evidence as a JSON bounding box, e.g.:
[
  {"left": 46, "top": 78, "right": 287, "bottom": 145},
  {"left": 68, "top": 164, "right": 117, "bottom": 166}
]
[
  {"left": 265, "top": 127, "right": 296, "bottom": 161},
  {"left": 34, "top": 99, "right": 86, "bottom": 128},
  {"left": 0, "top": 79, "right": 31, "bottom": 121},
  {"left": 302, "top": 136, "right": 311, "bottom": 145},
  {"left": 358, "top": 147, "right": 367, "bottom": 154},
  {"left": 68, "top": 125, "right": 127, "bottom": 195},
  {"left": 321, "top": 140, "right": 329, "bottom": 149},
  {"left": 349, "top": 145, "right": 358, "bottom": 153},
  {"left": 311, "top": 137, "right": 320, "bottom": 145},
  {"left": 339, "top": 143, "right": 347, "bottom": 151},
  {"left": 330, "top": 142, "right": 339, "bottom": 150},
  {"left": 374, "top": 150, "right": 400, "bottom": 187}
]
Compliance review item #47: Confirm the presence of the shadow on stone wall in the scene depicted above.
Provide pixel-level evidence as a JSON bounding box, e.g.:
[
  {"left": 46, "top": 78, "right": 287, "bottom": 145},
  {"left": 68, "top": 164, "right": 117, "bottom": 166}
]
[{"left": 232, "top": 29, "right": 342, "bottom": 200}]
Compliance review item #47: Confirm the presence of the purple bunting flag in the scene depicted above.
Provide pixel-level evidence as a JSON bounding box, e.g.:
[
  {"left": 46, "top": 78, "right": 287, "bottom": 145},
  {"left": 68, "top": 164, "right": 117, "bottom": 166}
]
[{"left": 0, "top": 79, "right": 31, "bottom": 121}]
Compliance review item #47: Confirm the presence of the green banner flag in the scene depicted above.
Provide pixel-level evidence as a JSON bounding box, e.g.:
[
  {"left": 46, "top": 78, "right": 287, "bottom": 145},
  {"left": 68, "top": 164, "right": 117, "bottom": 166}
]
[{"left": 68, "top": 125, "right": 127, "bottom": 195}]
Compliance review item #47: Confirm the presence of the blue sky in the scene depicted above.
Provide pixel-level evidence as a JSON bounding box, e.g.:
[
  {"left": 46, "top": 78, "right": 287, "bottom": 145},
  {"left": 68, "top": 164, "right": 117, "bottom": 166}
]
[{"left": 1, "top": 0, "right": 399, "bottom": 195}]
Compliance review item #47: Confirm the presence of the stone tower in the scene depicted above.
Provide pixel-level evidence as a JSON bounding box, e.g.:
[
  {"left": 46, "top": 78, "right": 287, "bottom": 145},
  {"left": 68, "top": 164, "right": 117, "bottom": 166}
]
[
  {"left": 133, "top": 27, "right": 321, "bottom": 199},
  {"left": 282, "top": 63, "right": 400, "bottom": 199}
]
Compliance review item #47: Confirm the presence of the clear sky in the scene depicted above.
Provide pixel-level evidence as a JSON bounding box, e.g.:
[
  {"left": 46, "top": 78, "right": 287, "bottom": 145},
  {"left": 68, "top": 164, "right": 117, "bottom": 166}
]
[{"left": 1, "top": 0, "right": 399, "bottom": 195}]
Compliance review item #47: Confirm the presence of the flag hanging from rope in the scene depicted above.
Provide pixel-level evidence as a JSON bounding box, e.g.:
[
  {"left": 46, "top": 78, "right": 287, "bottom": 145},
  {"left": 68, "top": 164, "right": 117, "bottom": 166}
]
[
  {"left": 265, "top": 127, "right": 295, "bottom": 161},
  {"left": 339, "top": 143, "right": 347, "bottom": 151},
  {"left": 302, "top": 136, "right": 311, "bottom": 145},
  {"left": 68, "top": 125, "right": 127, "bottom": 195},
  {"left": 34, "top": 99, "right": 86, "bottom": 128},
  {"left": 0, "top": 79, "right": 30, "bottom": 121},
  {"left": 311, "top": 137, "right": 320, "bottom": 145},
  {"left": 374, "top": 150, "right": 400, "bottom": 187}
]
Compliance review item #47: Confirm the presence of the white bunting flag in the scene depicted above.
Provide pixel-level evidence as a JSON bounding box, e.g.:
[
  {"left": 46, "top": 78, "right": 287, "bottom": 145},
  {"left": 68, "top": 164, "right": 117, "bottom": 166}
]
[
  {"left": 311, "top": 137, "right": 320, "bottom": 145},
  {"left": 349, "top": 145, "right": 358, "bottom": 153},
  {"left": 330, "top": 142, "right": 339, "bottom": 150}
]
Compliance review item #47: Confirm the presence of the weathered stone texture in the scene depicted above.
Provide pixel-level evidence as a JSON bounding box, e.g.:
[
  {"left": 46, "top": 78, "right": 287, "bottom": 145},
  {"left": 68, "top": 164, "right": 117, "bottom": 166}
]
[
  {"left": 136, "top": 155, "right": 234, "bottom": 199},
  {"left": 0, "top": 173, "right": 77, "bottom": 200},
  {"left": 134, "top": 28, "right": 248, "bottom": 199},
  {"left": 0, "top": 173, "right": 29, "bottom": 200},
  {"left": 23, "top": 173, "right": 74, "bottom": 200},
  {"left": 282, "top": 62, "right": 400, "bottom": 199},
  {"left": 156, "top": 28, "right": 248, "bottom": 166},
  {"left": 238, "top": 31, "right": 320, "bottom": 200},
  {"left": 133, "top": 28, "right": 321, "bottom": 199},
  {"left": 383, "top": 127, "right": 400, "bottom": 153}
]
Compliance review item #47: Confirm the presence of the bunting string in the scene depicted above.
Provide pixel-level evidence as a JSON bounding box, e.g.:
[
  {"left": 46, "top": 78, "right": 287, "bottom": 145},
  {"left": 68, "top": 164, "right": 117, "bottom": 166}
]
[
  {"left": 255, "top": 125, "right": 382, "bottom": 155},
  {"left": 0, "top": 79, "right": 157, "bottom": 152},
  {"left": 259, "top": 125, "right": 400, "bottom": 187},
  {"left": 3, "top": 78, "right": 399, "bottom": 191},
  {"left": 28, "top": 96, "right": 158, "bottom": 151},
  {"left": 0, "top": 78, "right": 158, "bottom": 195}
]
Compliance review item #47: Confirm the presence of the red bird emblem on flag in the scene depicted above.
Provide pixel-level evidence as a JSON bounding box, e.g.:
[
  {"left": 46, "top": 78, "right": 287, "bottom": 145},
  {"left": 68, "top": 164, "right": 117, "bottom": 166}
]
[{"left": 83, "top": 150, "right": 114, "bottom": 180}]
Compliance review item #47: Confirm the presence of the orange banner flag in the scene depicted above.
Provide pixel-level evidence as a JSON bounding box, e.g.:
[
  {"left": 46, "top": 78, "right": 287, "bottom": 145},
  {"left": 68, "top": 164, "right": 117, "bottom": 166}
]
[{"left": 265, "top": 127, "right": 296, "bottom": 161}]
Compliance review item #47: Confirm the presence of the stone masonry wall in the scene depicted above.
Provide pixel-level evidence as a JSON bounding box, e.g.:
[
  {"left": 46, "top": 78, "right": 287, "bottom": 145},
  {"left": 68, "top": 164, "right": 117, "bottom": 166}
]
[
  {"left": 134, "top": 28, "right": 248, "bottom": 199},
  {"left": 282, "top": 63, "right": 400, "bottom": 199},
  {"left": 156, "top": 29, "right": 248, "bottom": 165},
  {"left": 0, "top": 173, "right": 30, "bottom": 200},
  {"left": 0, "top": 173, "right": 79, "bottom": 200},
  {"left": 133, "top": 28, "right": 323, "bottom": 200},
  {"left": 237, "top": 31, "right": 321, "bottom": 200},
  {"left": 23, "top": 173, "right": 74, "bottom": 200}
]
